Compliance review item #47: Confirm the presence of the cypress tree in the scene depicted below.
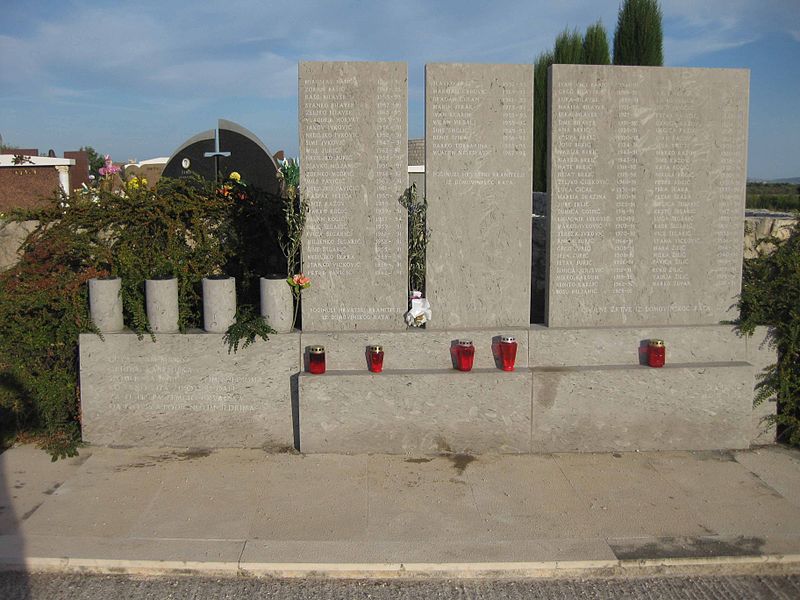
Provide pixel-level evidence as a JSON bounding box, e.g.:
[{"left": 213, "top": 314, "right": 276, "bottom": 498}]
[
  {"left": 582, "top": 21, "right": 611, "bottom": 65},
  {"left": 533, "top": 51, "right": 553, "bottom": 192},
  {"left": 553, "top": 28, "right": 584, "bottom": 64},
  {"left": 613, "top": 0, "right": 664, "bottom": 66}
]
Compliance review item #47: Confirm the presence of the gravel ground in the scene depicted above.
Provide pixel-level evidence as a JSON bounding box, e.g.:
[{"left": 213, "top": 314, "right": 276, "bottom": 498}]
[{"left": 2, "top": 572, "right": 800, "bottom": 600}]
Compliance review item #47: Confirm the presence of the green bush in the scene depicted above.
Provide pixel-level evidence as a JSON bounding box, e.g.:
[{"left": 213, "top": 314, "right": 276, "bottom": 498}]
[
  {"left": 737, "top": 223, "right": 800, "bottom": 445},
  {"left": 0, "top": 173, "right": 287, "bottom": 457},
  {"left": 746, "top": 195, "right": 800, "bottom": 212}
]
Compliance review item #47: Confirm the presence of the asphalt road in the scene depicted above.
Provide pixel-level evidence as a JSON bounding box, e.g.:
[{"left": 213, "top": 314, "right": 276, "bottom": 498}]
[{"left": 2, "top": 572, "right": 800, "bottom": 599}]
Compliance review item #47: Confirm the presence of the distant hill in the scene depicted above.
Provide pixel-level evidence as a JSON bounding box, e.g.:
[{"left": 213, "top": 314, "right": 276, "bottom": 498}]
[{"left": 749, "top": 177, "right": 800, "bottom": 184}]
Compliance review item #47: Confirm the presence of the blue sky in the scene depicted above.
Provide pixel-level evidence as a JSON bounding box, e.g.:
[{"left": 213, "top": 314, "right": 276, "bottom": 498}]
[{"left": 1, "top": 0, "right": 798, "bottom": 179}]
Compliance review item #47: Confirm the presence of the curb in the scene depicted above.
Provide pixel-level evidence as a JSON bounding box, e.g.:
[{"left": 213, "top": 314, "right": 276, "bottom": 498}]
[{"left": 3, "top": 554, "right": 800, "bottom": 579}]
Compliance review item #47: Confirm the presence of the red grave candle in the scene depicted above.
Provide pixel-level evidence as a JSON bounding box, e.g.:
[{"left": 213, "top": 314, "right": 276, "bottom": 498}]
[
  {"left": 647, "top": 339, "right": 665, "bottom": 368},
  {"left": 368, "top": 345, "right": 384, "bottom": 373},
  {"left": 308, "top": 345, "right": 326, "bottom": 374},
  {"left": 499, "top": 335, "right": 518, "bottom": 371},
  {"left": 456, "top": 340, "right": 475, "bottom": 372}
]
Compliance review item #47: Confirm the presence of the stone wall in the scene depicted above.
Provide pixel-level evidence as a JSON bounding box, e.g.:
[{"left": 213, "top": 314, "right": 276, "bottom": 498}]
[
  {"left": 0, "top": 219, "right": 37, "bottom": 271},
  {"left": 744, "top": 211, "right": 797, "bottom": 258}
]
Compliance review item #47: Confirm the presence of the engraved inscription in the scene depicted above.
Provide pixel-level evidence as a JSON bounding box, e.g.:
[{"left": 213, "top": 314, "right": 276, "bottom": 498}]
[
  {"left": 104, "top": 354, "right": 262, "bottom": 412},
  {"left": 425, "top": 64, "right": 533, "bottom": 329},
  {"left": 299, "top": 63, "right": 408, "bottom": 330},
  {"left": 547, "top": 66, "right": 748, "bottom": 326}
]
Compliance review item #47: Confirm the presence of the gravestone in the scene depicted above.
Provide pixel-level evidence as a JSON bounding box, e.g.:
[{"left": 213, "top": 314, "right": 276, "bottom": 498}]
[
  {"left": 546, "top": 65, "right": 749, "bottom": 327},
  {"left": 299, "top": 61, "right": 408, "bottom": 331},
  {"left": 425, "top": 63, "right": 533, "bottom": 329},
  {"left": 163, "top": 119, "right": 281, "bottom": 194}
]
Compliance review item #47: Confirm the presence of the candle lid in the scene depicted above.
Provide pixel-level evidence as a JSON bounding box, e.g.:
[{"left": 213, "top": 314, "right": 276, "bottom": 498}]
[
  {"left": 500, "top": 335, "right": 516, "bottom": 343},
  {"left": 458, "top": 339, "right": 474, "bottom": 347},
  {"left": 309, "top": 345, "right": 325, "bottom": 354},
  {"left": 369, "top": 345, "right": 383, "bottom": 353},
  {"left": 648, "top": 339, "right": 665, "bottom": 347}
]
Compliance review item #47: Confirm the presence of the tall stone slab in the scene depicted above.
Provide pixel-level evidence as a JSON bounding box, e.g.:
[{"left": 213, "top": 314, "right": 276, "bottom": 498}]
[
  {"left": 300, "top": 62, "right": 408, "bottom": 330},
  {"left": 425, "top": 63, "right": 533, "bottom": 329},
  {"left": 546, "top": 65, "right": 749, "bottom": 327}
]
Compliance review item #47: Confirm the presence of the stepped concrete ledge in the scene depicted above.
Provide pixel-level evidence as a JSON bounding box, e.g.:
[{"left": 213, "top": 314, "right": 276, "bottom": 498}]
[{"left": 2, "top": 445, "right": 800, "bottom": 577}]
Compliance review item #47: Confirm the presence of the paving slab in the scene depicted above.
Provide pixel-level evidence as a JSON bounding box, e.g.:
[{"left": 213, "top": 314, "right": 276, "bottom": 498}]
[
  {"left": 2, "top": 445, "right": 800, "bottom": 575},
  {"left": 365, "top": 455, "right": 485, "bottom": 541},
  {"left": 249, "top": 454, "right": 368, "bottom": 541},
  {"left": 648, "top": 451, "right": 800, "bottom": 537},
  {"left": 240, "top": 538, "right": 617, "bottom": 565},
  {"left": 126, "top": 449, "right": 264, "bottom": 539},
  {"left": 735, "top": 446, "right": 800, "bottom": 509},
  {"left": 16, "top": 449, "right": 167, "bottom": 538},
  {"left": 553, "top": 452, "right": 715, "bottom": 538},
  {"left": 0, "top": 446, "right": 91, "bottom": 535},
  {"left": 0, "top": 534, "right": 244, "bottom": 565},
  {"left": 462, "top": 455, "right": 602, "bottom": 539}
]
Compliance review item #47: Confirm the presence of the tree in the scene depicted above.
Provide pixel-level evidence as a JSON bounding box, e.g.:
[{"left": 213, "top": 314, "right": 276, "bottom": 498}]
[
  {"left": 533, "top": 51, "right": 553, "bottom": 193},
  {"left": 553, "top": 28, "right": 583, "bottom": 64},
  {"left": 582, "top": 21, "right": 611, "bottom": 65},
  {"left": 613, "top": 0, "right": 664, "bottom": 66}
]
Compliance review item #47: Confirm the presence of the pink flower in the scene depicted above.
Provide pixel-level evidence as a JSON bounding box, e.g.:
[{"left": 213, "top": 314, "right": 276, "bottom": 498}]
[
  {"left": 287, "top": 273, "right": 311, "bottom": 290},
  {"left": 98, "top": 155, "right": 120, "bottom": 176},
  {"left": 293, "top": 274, "right": 311, "bottom": 286}
]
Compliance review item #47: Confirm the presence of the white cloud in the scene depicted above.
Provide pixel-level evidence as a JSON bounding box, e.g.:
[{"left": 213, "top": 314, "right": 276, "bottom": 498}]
[
  {"left": 665, "top": 33, "right": 758, "bottom": 64},
  {"left": 791, "top": 30, "right": 800, "bottom": 42}
]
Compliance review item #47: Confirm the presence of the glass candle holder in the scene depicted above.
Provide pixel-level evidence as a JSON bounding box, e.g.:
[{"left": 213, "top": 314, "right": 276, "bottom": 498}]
[
  {"left": 368, "top": 344, "right": 384, "bottom": 373},
  {"left": 499, "top": 335, "right": 518, "bottom": 371},
  {"left": 456, "top": 340, "right": 475, "bottom": 372},
  {"left": 308, "top": 345, "right": 326, "bottom": 374},
  {"left": 648, "top": 339, "right": 665, "bottom": 368}
]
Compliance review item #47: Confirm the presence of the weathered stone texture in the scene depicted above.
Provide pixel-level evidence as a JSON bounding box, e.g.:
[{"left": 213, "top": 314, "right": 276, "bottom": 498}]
[
  {"left": 80, "top": 332, "right": 298, "bottom": 449},
  {"left": 300, "top": 62, "right": 408, "bottom": 331},
  {"left": 425, "top": 63, "right": 533, "bottom": 329},
  {"left": 531, "top": 362, "right": 754, "bottom": 452},
  {"left": 529, "top": 324, "right": 747, "bottom": 367},
  {"left": 298, "top": 369, "right": 531, "bottom": 454},
  {"left": 546, "top": 65, "right": 749, "bottom": 327}
]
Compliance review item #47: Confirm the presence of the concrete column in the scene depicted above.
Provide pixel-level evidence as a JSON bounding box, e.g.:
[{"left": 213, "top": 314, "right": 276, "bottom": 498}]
[
  {"left": 202, "top": 276, "right": 236, "bottom": 333},
  {"left": 260, "top": 277, "right": 294, "bottom": 333},
  {"left": 89, "top": 277, "right": 124, "bottom": 332},
  {"left": 145, "top": 278, "right": 179, "bottom": 333},
  {"left": 55, "top": 165, "right": 70, "bottom": 194}
]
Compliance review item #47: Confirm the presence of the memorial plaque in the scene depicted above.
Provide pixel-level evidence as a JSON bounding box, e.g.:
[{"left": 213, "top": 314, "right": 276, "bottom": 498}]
[
  {"left": 300, "top": 62, "right": 408, "bottom": 331},
  {"left": 546, "top": 65, "right": 749, "bottom": 327},
  {"left": 425, "top": 64, "right": 533, "bottom": 329}
]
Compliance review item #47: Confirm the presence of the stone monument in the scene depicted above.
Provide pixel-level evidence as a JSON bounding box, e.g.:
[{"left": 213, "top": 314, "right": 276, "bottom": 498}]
[
  {"left": 546, "top": 65, "right": 749, "bottom": 327},
  {"left": 425, "top": 63, "right": 533, "bottom": 329},
  {"left": 299, "top": 61, "right": 408, "bottom": 331},
  {"left": 163, "top": 119, "right": 282, "bottom": 194}
]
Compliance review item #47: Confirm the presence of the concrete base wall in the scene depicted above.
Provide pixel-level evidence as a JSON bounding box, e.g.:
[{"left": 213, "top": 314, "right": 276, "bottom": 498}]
[
  {"left": 78, "top": 325, "right": 775, "bottom": 452},
  {"left": 531, "top": 362, "right": 754, "bottom": 453},
  {"left": 79, "top": 332, "right": 299, "bottom": 449},
  {"left": 298, "top": 369, "right": 531, "bottom": 454}
]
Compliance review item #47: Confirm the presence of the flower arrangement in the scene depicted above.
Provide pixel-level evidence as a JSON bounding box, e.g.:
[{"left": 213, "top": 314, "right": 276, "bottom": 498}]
[
  {"left": 287, "top": 273, "right": 311, "bottom": 330},
  {"left": 97, "top": 155, "right": 120, "bottom": 177}
]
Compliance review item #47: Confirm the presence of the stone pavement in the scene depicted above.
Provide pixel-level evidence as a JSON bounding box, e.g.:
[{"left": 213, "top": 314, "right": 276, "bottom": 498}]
[{"left": 1, "top": 444, "right": 800, "bottom": 578}]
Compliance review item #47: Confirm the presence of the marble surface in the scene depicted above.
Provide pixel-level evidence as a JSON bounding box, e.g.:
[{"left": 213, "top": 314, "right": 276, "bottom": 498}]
[
  {"left": 546, "top": 65, "right": 749, "bottom": 327},
  {"left": 425, "top": 63, "right": 533, "bottom": 330},
  {"left": 299, "top": 61, "right": 408, "bottom": 331}
]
